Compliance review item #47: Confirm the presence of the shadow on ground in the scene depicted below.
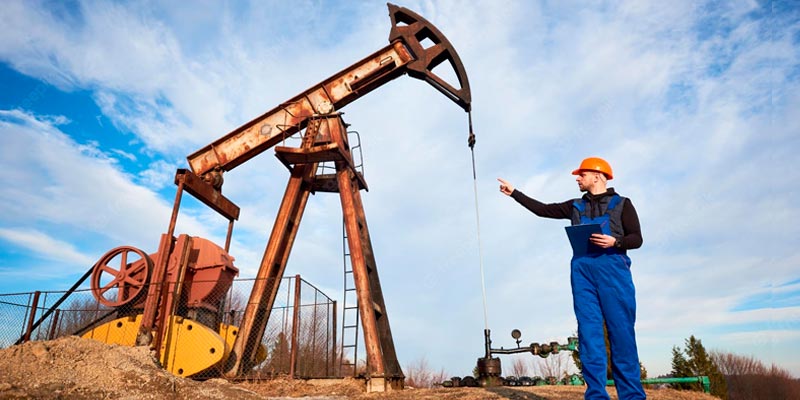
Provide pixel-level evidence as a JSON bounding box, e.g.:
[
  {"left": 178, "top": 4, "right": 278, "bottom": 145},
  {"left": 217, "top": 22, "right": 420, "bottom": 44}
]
[{"left": 485, "top": 387, "right": 547, "bottom": 399}]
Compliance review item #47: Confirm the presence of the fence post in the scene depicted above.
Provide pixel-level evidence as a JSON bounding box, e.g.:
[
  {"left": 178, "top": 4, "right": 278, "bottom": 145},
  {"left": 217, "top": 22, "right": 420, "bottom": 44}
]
[
  {"left": 331, "top": 300, "right": 337, "bottom": 377},
  {"left": 289, "top": 274, "right": 302, "bottom": 378},
  {"left": 22, "top": 291, "right": 41, "bottom": 342},
  {"left": 311, "top": 291, "right": 318, "bottom": 376},
  {"left": 48, "top": 309, "right": 61, "bottom": 340}
]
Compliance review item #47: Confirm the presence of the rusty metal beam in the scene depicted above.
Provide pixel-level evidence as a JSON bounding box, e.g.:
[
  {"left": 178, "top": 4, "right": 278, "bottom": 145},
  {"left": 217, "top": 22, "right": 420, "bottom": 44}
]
[
  {"left": 155, "top": 234, "right": 193, "bottom": 368},
  {"left": 187, "top": 41, "right": 413, "bottom": 177},
  {"left": 337, "top": 163, "right": 403, "bottom": 384},
  {"left": 388, "top": 3, "right": 471, "bottom": 110},
  {"left": 137, "top": 176, "right": 186, "bottom": 347},
  {"left": 22, "top": 291, "right": 41, "bottom": 343},
  {"left": 175, "top": 169, "right": 240, "bottom": 221},
  {"left": 200, "top": 4, "right": 472, "bottom": 384},
  {"left": 225, "top": 162, "right": 316, "bottom": 376},
  {"left": 187, "top": 4, "right": 472, "bottom": 180},
  {"left": 48, "top": 309, "right": 61, "bottom": 340}
]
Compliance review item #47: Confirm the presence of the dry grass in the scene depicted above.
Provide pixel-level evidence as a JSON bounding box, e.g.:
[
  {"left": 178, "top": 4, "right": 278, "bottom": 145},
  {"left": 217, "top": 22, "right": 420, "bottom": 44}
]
[
  {"left": 0, "top": 337, "right": 721, "bottom": 400},
  {"left": 241, "top": 379, "right": 720, "bottom": 400}
]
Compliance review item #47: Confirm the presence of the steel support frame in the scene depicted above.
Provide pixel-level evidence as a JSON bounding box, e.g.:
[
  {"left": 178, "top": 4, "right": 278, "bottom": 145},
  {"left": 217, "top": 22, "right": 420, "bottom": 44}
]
[
  {"left": 226, "top": 115, "right": 403, "bottom": 390},
  {"left": 336, "top": 159, "right": 403, "bottom": 391},
  {"left": 225, "top": 159, "right": 315, "bottom": 376},
  {"left": 137, "top": 170, "right": 240, "bottom": 356}
]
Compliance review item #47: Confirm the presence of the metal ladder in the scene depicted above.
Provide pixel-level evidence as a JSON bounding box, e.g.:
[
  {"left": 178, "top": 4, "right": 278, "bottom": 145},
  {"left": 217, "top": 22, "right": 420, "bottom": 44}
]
[
  {"left": 338, "top": 129, "right": 364, "bottom": 377},
  {"left": 339, "top": 220, "right": 361, "bottom": 376}
]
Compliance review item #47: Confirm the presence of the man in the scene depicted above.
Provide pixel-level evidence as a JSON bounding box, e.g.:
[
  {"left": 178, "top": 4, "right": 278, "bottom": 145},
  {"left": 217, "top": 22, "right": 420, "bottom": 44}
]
[{"left": 498, "top": 157, "right": 646, "bottom": 400}]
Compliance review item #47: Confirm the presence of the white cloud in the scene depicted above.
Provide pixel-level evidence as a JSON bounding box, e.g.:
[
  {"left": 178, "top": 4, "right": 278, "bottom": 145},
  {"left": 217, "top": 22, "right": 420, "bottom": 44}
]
[
  {"left": 110, "top": 148, "right": 137, "bottom": 162},
  {"left": 137, "top": 159, "right": 180, "bottom": 190},
  {"left": 0, "top": 228, "right": 94, "bottom": 267},
  {"left": 0, "top": 110, "right": 215, "bottom": 280}
]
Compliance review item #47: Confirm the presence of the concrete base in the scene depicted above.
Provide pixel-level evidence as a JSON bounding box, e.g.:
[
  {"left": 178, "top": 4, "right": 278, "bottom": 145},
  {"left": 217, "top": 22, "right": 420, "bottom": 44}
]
[
  {"left": 366, "top": 376, "right": 404, "bottom": 393},
  {"left": 304, "top": 377, "right": 362, "bottom": 387}
]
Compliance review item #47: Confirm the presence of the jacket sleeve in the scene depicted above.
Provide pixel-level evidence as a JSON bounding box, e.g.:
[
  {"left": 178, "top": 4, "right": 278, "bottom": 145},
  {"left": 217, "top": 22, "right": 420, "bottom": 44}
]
[
  {"left": 619, "top": 198, "right": 643, "bottom": 250},
  {"left": 510, "top": 190, "right": 572, "bottom": 220}
]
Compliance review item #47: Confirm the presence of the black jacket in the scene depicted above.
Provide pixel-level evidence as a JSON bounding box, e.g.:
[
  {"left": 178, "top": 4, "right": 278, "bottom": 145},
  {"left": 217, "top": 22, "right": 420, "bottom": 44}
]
[{"left": 511, "top": 188, "right": 643, "bottom": 250}]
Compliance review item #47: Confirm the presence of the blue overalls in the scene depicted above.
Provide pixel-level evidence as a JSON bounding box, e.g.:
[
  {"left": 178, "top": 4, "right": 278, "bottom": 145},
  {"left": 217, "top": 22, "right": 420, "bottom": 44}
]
[{"left": 571, "top": 194, "right": 646, "bottom": 400}]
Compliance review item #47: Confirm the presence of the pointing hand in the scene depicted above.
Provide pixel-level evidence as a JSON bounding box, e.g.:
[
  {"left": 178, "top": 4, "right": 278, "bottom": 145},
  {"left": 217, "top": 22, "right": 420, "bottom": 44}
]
[{"left": 497, "top": 178, "right": 514, "bottom": 196}]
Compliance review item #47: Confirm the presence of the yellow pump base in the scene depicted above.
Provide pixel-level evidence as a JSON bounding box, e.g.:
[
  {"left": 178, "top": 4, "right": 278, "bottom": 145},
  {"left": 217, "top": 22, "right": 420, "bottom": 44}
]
[{"left": 82, "top": 314, "right": 264, "bottom": 378}]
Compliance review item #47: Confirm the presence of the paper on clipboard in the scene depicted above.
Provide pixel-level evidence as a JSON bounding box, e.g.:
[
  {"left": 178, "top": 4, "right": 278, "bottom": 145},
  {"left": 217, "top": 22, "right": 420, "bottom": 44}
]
[{"left": 565, "top": 224, "right": 603, "bottom": 257}]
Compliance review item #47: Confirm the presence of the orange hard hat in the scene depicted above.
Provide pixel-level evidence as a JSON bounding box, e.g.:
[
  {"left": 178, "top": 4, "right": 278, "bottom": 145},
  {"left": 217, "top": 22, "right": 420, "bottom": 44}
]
[{"left": 572, "top": 157, "right": 613, "bottom": 180}]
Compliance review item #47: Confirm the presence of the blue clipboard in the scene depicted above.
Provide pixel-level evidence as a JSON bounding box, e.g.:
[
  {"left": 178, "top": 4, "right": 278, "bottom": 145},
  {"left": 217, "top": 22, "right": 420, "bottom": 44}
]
[{"left": 565, "top": 224, "right": 603, "bottom": 257}]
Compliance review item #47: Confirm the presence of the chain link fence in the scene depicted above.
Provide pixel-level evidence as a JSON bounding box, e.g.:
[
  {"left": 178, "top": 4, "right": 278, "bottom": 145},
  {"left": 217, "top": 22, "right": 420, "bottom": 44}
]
[{"left": 0, "top": 275, "right": 338, "bottom": 379}]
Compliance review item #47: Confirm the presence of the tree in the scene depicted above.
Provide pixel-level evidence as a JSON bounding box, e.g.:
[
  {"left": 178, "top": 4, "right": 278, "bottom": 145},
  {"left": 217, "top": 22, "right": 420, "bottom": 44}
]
[
  {"left": 404, "top": 358, "right": 447, "bottom": 388},
  {"left": 533, "top": 352, "right": 574, "bottom": 380},
  {"left": 711, "top": 350, "right": 800, "bottom": 400},
  {"left": 262, "top": 331, "right": 291, "bottom": 376},
  {"left": 671, "top": 335, "right": 727, "bottom": 399},
  {"left": 509, "top": 356, "right": 529, "bottom": 377},
  {"left": 49, "top": 295, "right": 114, "bottom": 338}
]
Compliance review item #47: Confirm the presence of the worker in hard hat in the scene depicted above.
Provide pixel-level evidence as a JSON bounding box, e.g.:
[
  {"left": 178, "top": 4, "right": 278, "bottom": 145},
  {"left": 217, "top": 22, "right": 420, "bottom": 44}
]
[{"left": 498, "top": 157, "right": 646, "bottom": 400}]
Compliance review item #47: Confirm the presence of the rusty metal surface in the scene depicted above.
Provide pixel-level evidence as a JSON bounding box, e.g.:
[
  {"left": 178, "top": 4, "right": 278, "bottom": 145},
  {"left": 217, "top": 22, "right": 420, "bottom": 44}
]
[
  {"left": 187, "top": 3, "right": 472, "bottom": 180},
  {"left": 328, "top": 115, "right": 401, "bottom": 381},
  {"left": 137, "top": 167, "right": 241, "bottom": 350},
  {"left": 90, "top": 246, "right": 153, "bottom": 308},
  {"left": 175, "top": 169, "right": 240, "bottom": 221},
  {"left": 289, "top": 274, "right": 302, "bottom": 378},
  {"left": 223, "top": 116, "right": 402, "bottom": 384},
  {"left": 137, "top": 175, "right": 186, "bottom": 347},
  {"left": 150, "top": 3, "right": 472, "bottom": 384},
  {"left": 137, "top": 233, "right": 174, "bottom": 346},
  {"left": 177, "top": 236, "right": 239, "bottom": 311},
  {"left": 388, "top": 3, "right": 471, "bottom": 111},
  {"left": 342, "top": 174, "right": 403, "bottom": 381},
  {"left": 22, "top": 291, "right": 40, "bottom": 343},
  {"left": 154, "top": 234, "right": 193, "bottom": 356},
  {"left": 121, "top": 232, "right": 240, "bottom": 360},
  {"left": 226, "top": 162, "right": 316, "bottom": 377},
  {"left": 187, "top": 41, "right": 413, "bottom": 177}
]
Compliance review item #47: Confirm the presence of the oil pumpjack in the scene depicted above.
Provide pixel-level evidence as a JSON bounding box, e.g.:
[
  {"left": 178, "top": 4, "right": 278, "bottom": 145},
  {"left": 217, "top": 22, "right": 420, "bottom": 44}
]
[{"left": 62, "top": 4, "right": 472, "bottom": 392}]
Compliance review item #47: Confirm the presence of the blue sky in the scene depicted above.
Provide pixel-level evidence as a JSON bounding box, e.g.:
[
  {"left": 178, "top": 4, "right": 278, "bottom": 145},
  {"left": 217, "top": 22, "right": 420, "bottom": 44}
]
[{"left": 1, "top": 0, "right": 799, "bottom": 379}]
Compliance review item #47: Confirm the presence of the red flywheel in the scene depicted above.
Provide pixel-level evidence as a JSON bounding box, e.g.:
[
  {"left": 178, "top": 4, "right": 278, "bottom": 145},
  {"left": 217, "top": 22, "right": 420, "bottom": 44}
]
[{"left": 90, "top": 246, "right": 152, "bottom": 307}]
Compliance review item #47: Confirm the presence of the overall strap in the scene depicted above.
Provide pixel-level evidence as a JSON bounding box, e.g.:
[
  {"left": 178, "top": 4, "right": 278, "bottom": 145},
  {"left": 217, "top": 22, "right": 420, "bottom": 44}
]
[
  {"left": 606, "top": 194, "right": 622, "bottom": 212},
  {"left": 573, "top": 199, "right": 587, "bottom": 213}
]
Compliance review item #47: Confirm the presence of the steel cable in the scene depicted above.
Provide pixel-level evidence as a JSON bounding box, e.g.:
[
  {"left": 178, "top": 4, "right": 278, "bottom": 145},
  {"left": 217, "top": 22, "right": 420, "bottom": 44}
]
[{"left": 468, "top": 111, "right": 490, "bottom": 331}]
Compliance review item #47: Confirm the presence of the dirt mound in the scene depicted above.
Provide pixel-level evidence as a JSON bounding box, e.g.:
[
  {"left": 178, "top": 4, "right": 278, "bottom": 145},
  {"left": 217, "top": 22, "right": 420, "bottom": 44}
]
[{"left": 0, "top": 336, "right": 262, "bottom": 399}]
